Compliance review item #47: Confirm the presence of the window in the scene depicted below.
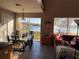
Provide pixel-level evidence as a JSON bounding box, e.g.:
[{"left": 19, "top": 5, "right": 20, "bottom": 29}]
[
  {"left": 16, "top": 18, "right": 41, "bottom": 32},
  {"left": 16, "top": 17, "right": 41, "bottom": 39},
  {"left": 0, "top": 15, "right": 14, "bottom": 42},
  {"left": 54, "top": 18, "right": 79, "bottom": 35}
]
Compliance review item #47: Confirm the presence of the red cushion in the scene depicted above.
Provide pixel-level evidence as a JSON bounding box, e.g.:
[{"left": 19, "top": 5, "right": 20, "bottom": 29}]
[{"left": 52, "top": 33, "right": 62, "bottom": 44}]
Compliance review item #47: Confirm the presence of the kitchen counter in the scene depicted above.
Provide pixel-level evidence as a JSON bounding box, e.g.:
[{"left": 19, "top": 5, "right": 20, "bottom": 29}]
[
  {"left": 0, "top": 42, "right": 13, "bottom": 59},
  {"left": 0, "top": 42, "right": 12, "bottom": 49}
]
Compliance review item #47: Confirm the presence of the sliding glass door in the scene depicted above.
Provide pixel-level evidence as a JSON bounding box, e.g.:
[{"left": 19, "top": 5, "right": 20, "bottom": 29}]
[{"left": 16, "top": 17, "right": 41, "bottom": 41}]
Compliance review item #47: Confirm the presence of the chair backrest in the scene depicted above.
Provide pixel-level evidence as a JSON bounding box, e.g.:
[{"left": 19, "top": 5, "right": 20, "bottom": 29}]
[{"left": 7, "top": 35, "right": 10, "bottom": 42}]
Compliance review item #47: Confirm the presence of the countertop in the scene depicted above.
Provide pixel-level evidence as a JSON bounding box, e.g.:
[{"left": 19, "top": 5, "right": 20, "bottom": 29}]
[{"left": 0, "top": 42, "right": 12, "bottom": 49}]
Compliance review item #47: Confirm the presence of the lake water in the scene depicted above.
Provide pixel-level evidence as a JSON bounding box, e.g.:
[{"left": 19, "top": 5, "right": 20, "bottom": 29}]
[{"left": 29, "top": 25, "right": 41, "bottom": 32}]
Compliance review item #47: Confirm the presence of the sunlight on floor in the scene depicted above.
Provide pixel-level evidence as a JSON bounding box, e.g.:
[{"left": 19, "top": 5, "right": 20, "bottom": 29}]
[
  {"left": 33, "top": 39, "right": 40, "bottom": 42},
  {"left": 13, "top": 52, "right": 22, "bottom": 59}
]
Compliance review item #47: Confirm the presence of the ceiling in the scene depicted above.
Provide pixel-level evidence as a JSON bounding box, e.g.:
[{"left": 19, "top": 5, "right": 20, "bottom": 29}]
[{"left": 0, "top": 0, "right": 43, "bottom": 13}]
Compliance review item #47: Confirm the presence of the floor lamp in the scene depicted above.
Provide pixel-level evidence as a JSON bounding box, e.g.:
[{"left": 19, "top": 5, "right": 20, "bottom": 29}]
[{"left": 74, "top": 19, "right": 79, "bottom": 59}]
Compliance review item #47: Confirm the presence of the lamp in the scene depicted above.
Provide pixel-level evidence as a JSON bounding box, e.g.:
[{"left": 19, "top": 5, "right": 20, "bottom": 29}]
[
  {"left": 21, "top": 9, "right": 25, "bottom": 20},
  {"left": 74, "top": 19, "right": 79, "bottom": 59},
  {"left": 74, "top": 19, "right": 79, "bottom": 36}
]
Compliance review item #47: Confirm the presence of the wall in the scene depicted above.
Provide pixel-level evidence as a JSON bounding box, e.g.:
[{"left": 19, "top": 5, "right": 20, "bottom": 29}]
[
  {"left": 44, "top": 0, "right": 79, "bottom": 17},
  {"left": 16, "top": 0, "right": 79, "bottom": 45}
]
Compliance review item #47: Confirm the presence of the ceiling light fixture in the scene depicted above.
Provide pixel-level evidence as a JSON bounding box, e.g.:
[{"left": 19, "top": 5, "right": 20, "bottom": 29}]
[{"left": 22, "top": 9, "right": 25, "bottom": 20}]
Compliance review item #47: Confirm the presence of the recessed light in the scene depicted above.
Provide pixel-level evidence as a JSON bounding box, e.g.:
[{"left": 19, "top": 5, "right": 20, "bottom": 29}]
[{"left": 16, "top": 3, "right": 21, "bottom": 6}]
